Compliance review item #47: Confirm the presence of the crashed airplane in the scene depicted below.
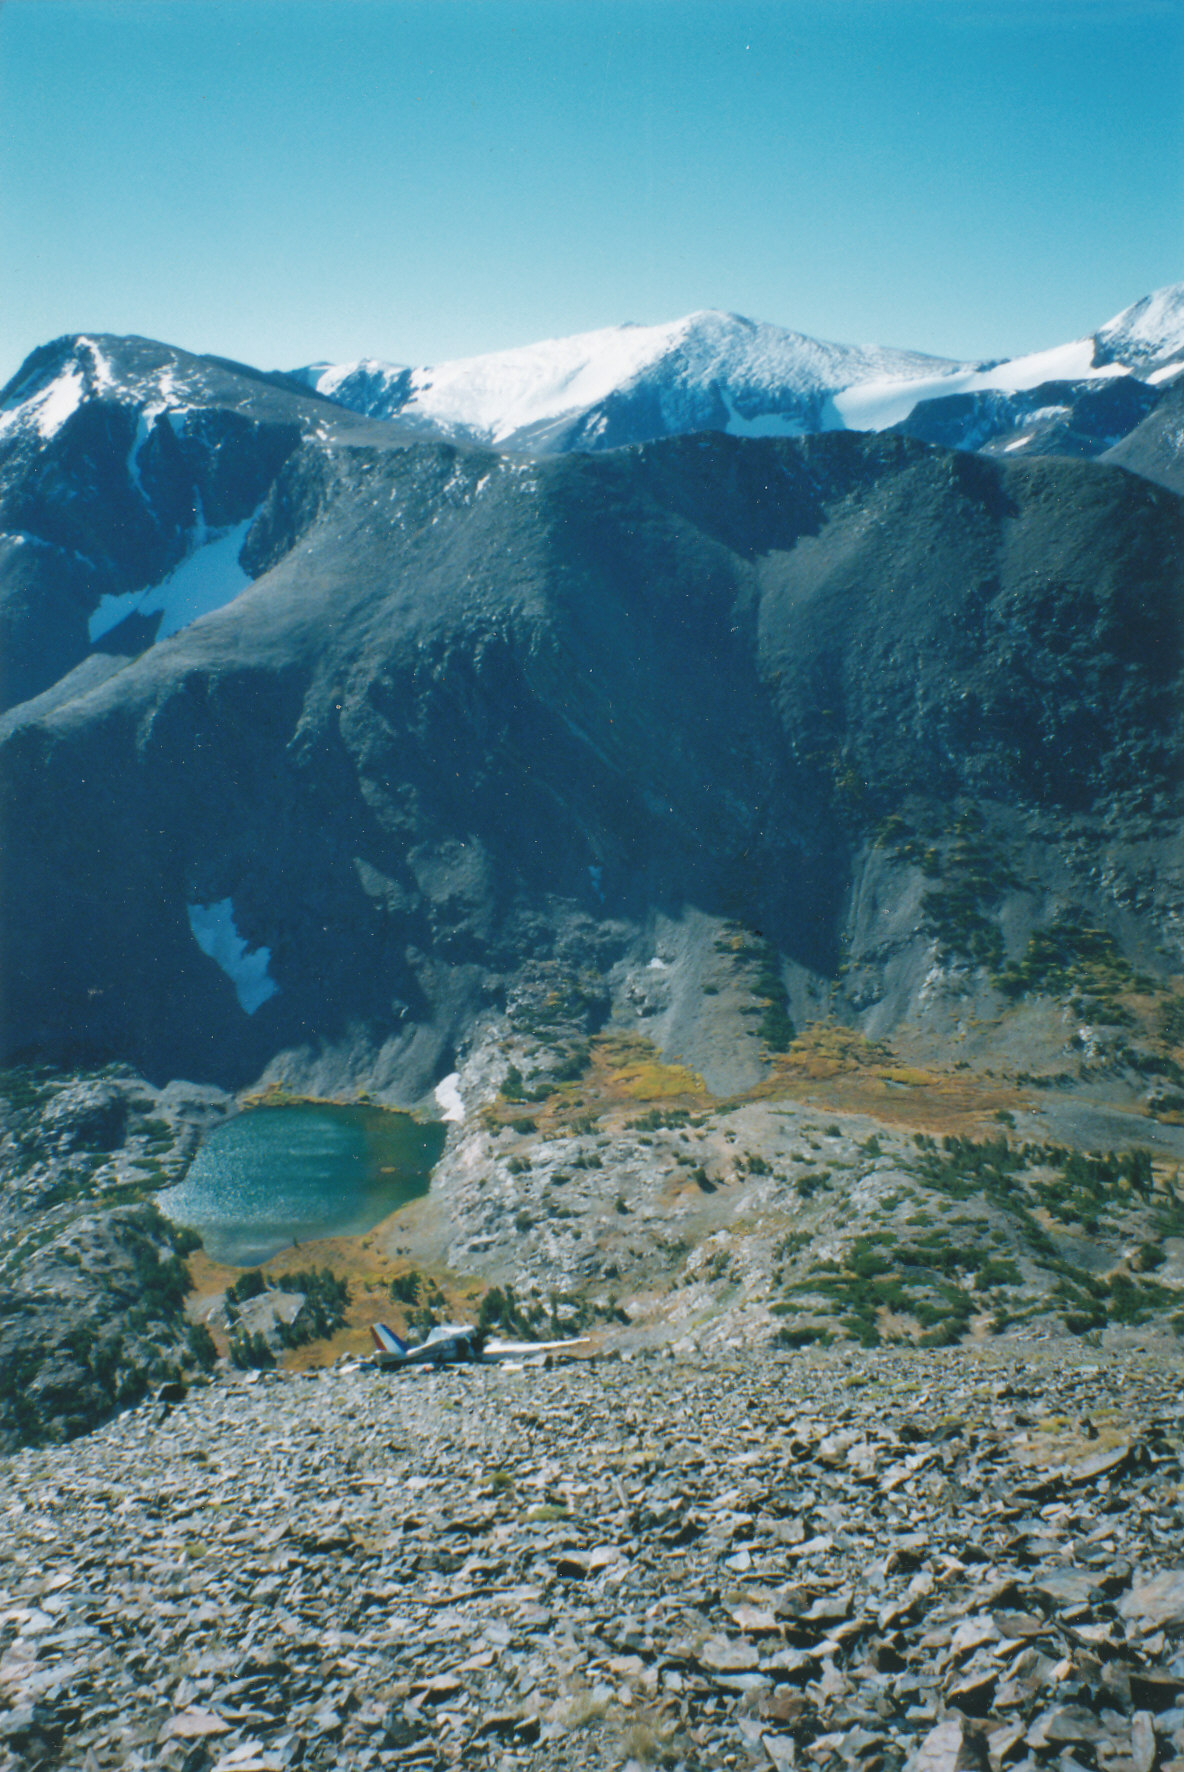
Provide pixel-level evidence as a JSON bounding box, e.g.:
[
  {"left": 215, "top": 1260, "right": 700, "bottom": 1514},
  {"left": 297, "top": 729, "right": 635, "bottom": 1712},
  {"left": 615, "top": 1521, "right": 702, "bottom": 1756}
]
[{"left": 370, "top": 1321, "right": 589, "bottom": 1369}]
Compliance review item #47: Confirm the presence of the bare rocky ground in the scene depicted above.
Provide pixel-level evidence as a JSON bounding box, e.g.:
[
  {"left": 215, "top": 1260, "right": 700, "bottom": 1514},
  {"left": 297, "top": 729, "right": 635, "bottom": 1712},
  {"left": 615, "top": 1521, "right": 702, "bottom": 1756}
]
[{"left": 1, "top": 1342, "right": 1183, "bottom": 1772}]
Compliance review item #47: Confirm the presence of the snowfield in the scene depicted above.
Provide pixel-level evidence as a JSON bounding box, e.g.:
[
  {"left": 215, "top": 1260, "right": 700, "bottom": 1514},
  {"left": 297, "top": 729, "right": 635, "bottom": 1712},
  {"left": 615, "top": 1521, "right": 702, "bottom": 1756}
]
[
  {"left": 834, "top": 336, "right": 1129, "bottom": 433},
  {"left": 297, "top": 309, "right": 962, "bottom": 446}
]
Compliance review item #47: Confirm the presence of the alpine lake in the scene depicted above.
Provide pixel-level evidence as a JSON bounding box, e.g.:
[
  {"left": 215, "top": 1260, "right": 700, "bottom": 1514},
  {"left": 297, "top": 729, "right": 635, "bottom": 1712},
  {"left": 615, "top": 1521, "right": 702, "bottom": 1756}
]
[{"left": 156, "top": 1102, "right": 446, "bottom": 1267}]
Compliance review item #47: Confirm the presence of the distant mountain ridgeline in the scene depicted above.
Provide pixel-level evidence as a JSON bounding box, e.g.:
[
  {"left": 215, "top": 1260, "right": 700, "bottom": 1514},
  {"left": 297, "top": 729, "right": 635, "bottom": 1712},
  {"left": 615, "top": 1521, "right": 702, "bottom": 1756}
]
[{"left": 287, "top": 284, "right": 1184, "bottom": 471}]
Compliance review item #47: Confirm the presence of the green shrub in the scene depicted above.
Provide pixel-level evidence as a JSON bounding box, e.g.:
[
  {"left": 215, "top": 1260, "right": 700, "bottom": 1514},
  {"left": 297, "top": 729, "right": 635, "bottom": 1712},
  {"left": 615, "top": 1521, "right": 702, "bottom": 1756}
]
[
  {"left": 974, "top": 1257, "right": 1022, "bottom": 1290},
  {"left": 226, "top": 1268, "right": 266, "bottom": 1306},
  {"left": 994, "top": 912, "right": 1135, "bottom": 1015},
  {"left": 477, "top": 1284, "right": 537, "bottom": 1337},
  {"left": 187, "top": 1322, "right": 218, "bottom": 1368},
  {"left": 272, "top": 1268, "right": 350, "bottom": 1348},
  {"left": 552, "top": 1043, "right": 590, "bottom": 1082},
  {"left": 229, "top": 1331, "right": 275, "bottom": 1370},
  {"left": 796, "top": 1170, "right": 830, "bottom": 1198},
  {"left": 775, "top": 1324, "right": 832, "bottom": 1348}
]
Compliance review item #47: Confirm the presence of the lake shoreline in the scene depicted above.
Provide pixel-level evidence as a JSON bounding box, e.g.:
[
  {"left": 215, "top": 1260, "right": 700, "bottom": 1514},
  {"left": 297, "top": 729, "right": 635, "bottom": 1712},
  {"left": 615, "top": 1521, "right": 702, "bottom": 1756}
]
[{"left": 156, "top": 1101, "right": 447, "bottom": 1267}]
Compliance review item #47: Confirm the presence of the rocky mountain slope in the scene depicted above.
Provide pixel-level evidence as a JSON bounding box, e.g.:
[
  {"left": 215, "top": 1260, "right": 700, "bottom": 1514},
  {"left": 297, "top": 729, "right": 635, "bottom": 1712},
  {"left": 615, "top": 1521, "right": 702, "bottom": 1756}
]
[
  {"left": 1103, "top": 379, "right": 1184, "bottom": 495},
  {"left": 0, "top": 422, "right": 1179, "bottom": 1100},
  {"left": 0, "top": 1067, "right": 231, "bottom": 1450},
  {"left": 2, "top": 284, "right": 1180, "bottom": 733},
  {"left": 1, "top": 1341, "right": 1183, "bottom": 1771},
  {"left": 0, "top": 333, "right": 401, "bottom": 713}
]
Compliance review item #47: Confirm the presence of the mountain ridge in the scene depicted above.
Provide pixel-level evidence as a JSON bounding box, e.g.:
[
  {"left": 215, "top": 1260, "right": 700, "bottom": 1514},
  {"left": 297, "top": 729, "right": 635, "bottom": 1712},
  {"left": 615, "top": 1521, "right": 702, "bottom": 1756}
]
[
  {"left": 0, "top": 331, "right": 407, "bottom": 712},
  {"left": 2, "top": 282, "right": 1179, "bottom": 730},
  {"left": 290, "top": 282, "right": 1184, "bottom": 455}
]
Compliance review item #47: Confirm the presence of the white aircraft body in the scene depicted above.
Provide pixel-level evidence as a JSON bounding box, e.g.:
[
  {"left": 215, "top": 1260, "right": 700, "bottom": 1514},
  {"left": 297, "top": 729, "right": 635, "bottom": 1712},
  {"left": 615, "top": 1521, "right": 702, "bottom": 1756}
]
[{"left": 370, "top": 1321, "right": 589, "bottom": 1368}]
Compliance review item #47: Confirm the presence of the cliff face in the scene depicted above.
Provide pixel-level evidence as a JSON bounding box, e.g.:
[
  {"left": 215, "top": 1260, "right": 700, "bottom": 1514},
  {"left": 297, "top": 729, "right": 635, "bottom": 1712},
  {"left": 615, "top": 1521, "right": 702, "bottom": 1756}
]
[{"left": 0, "top": 419, "right": 1180, "bottom": 1097}]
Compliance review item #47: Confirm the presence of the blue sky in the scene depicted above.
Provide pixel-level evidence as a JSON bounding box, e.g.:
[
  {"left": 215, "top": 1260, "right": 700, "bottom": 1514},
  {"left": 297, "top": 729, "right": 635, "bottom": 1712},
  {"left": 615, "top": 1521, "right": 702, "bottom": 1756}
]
[{"left": 1, "top": 0, "right": 1180, "bottom": 383}]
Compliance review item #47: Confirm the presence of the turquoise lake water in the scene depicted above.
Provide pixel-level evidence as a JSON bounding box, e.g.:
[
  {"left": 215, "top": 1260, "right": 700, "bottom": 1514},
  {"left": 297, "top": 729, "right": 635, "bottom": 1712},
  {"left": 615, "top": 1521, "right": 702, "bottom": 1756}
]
[{"left": 157, "top": 1103, "right": 446, "bottom": 1267}]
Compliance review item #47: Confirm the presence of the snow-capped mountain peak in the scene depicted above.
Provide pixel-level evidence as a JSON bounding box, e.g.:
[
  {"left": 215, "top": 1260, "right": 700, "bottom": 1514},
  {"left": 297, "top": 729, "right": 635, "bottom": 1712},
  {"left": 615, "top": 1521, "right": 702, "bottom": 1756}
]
[
  {"left": 294, "top": 287, "right": 1184, "bottom": 452},
  {"left": 1093, "top": 281, "right": 1184, "bottom": 380},
  {"left": 0, "top": 333, "right": 403, "bottom": 712},
  {"left": 292, "top": 309, "right": 966, "bottom": 452},
  {"left": 0, "top": 335, "right": 127, "bottom": 441}
]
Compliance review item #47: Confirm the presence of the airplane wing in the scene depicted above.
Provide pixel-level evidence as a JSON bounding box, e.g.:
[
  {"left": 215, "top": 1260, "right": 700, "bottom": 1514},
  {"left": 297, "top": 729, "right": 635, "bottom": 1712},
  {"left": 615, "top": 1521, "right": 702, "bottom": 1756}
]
[
  {"left": 481, "top": 1336, "right": 590, "bottom": 1360},
  {"left": 372, "top": 1323, "right": 587, "bottom": 1368}
]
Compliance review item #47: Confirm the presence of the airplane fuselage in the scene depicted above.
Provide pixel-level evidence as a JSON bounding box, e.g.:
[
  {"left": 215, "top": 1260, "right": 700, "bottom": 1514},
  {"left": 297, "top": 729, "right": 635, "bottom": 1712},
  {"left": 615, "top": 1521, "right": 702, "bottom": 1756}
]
[{"left": 370, "top": 1321, "right": 588, "bottom": 1369}]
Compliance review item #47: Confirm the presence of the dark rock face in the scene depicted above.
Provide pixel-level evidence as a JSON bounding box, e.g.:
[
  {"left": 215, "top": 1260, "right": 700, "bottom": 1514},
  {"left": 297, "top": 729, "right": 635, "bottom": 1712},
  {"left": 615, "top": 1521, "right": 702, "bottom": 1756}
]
[
  {"left": 0, "top": 421, "right": 1179, "bottom": 1093},
  {"left": 1104, "top": 379, "right": 1184, "bottom": 495},
  {"left": 0, "top": 1066, "right": 231, "bottom": 1452},
  {"left": 38, "top": 1080, "right": 128, "bottom": 1154}
]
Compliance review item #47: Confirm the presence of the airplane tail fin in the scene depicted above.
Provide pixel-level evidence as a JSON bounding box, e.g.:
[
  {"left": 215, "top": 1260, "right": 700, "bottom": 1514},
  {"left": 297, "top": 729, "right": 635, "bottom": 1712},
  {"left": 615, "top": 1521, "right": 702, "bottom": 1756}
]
[{"left": 371, "top": 1323, "right": 409, "bottom": 1356}]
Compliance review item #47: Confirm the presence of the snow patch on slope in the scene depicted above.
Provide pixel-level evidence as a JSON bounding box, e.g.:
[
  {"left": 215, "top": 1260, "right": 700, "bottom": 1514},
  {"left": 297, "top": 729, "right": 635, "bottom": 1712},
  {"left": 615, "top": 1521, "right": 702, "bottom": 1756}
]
[
  {"left": 187, "top": 899, "right": 279, "bottom": 1014},
  {"left": 77, "top": 337, "right": 117, "bottom": 394},
  {"left": 434, "top": 1073, "right": 465, "bottom": 1123},
  {"left": 307, "top": 358, "right": 400, "bottom": 400},
  {"left": 404, "top": 316, "right": 697, "bottom": 442},
  {"left": 835, "top": 338, "right": 1127, "bottom": 433},
  {"left": 34, "top": 371, "right": 86, "bottom": 439},
  {"left": 88, "top": 516, "right": 255, "bottom": 643},
  {"left": 0, "top": 365, "right": 87, "bottom": 442}
]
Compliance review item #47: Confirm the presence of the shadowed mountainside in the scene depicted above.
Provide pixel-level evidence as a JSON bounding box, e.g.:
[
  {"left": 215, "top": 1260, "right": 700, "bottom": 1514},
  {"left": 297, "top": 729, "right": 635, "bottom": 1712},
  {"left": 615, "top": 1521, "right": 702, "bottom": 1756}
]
[{"left": 0, "top": 426, "right": 1179, "bottom": 1095}]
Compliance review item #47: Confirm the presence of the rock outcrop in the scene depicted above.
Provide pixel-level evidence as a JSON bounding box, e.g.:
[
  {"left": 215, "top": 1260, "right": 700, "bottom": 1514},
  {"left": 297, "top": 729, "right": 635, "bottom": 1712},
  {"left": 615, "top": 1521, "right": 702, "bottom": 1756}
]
[{"left": 0, "top": 1202, "right": 214, "bottom": 1453}]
